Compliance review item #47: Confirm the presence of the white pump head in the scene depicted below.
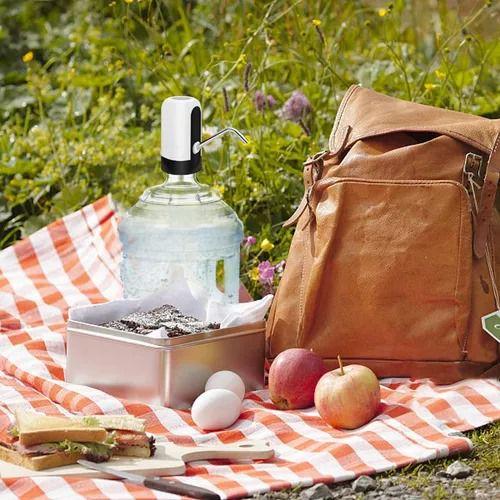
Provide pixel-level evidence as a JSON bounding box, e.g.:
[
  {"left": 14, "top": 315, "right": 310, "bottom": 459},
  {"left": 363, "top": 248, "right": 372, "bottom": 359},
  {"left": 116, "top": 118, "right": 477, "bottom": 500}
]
[
  {"left": 161, "top": 96, "right": 202, "bottom": 175},
  {"left": 160, "top": 96, "right": 249, "bottom": 176}
]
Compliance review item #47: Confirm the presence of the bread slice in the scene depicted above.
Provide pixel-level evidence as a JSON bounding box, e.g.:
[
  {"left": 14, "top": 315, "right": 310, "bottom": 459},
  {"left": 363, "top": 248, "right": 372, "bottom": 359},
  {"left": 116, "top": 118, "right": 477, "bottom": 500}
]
[
  {"left": 16, "top": 411, "right": 83, "bottom": 432},
  {"left": 19, "top": 428, "right": 107, "bottom": 447},
  {"left": 14, "top": 410, "right": 108, "bottom": 447},
  {"left": 0, "top": 445, "right": 81, "bottom": 471},
  {"left": 16, "top": 410, "right": 146, "bottom": 435},
  {"left": 89, "top": 415, "right": 146, "bottom": 433}
]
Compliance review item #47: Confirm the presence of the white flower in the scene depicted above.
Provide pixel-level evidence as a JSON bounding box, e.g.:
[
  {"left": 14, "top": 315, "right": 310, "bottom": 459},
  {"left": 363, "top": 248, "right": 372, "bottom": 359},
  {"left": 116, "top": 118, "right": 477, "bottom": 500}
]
[{"left": 201, "top": 126, "right": 222, "bottom": 153}]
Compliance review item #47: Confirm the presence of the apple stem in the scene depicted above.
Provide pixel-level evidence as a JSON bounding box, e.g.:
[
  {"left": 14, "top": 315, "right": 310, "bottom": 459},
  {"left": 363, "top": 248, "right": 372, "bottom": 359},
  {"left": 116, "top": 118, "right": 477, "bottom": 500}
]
[{"left": 337, "top": 354, "right": 345, "bottom": 376}]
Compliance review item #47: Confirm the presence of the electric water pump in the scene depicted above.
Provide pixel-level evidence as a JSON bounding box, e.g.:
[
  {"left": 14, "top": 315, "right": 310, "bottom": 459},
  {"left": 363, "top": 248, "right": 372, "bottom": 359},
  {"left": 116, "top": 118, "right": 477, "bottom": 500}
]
[{"left": 119, "top": 96, "right": 247, "bottom": 302}]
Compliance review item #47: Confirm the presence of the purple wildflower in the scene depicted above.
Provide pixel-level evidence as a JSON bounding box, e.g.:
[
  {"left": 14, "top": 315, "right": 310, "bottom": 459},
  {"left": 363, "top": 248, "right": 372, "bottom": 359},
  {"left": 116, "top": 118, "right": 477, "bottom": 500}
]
[
  {"left": 281, "top": 90, "right": 311, "bottom": 122},
  {"left": 253, "top": 91, "right": 266, "bottom": 111},
  {"left": 266, "top": 94, "right": 277, "bottom": 108},
  {"left": 253, "top": 91, "right": 276, "bottom": 111},
  {"left": 243, "top": 235, "right": 257, "bottom": 247},
  {"left": 258, "top": 260, "right": 275, "bottom": 284}
]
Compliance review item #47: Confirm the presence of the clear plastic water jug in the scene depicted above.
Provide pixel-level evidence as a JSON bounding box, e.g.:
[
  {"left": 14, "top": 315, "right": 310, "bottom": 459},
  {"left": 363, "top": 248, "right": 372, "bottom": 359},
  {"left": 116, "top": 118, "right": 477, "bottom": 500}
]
[
  {"left": 119, "top": 174, "right": 243, "bottom": 301},
  {"left": 119, "top": 96, "right": 246, "bottom": 302}
]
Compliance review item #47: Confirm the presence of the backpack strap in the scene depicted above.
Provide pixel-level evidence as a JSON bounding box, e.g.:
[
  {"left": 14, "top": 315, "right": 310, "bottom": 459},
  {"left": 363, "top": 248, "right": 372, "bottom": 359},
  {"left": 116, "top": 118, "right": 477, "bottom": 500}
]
[
  {"left": 283, "top": 125, "right": 351, "bottom": 228},
  {"left": 474, "top": 133, "right": 500, "bottom": 258},
  {"left": 282, "top": 151, "right": 329, "bottom": 228}
]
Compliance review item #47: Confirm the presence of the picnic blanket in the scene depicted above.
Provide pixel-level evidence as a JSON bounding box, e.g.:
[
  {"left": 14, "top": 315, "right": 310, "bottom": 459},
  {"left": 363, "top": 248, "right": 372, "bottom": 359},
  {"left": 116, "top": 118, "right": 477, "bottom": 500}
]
[{"left": 0, "top": 196, "right": 499, "bottom": 499}]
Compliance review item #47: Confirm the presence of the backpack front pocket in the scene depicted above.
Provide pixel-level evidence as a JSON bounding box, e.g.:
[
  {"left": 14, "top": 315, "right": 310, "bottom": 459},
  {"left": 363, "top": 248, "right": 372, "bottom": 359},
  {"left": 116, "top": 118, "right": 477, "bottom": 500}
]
[{"left": 298, "top": 178, "right": 472, "bottom": 362}]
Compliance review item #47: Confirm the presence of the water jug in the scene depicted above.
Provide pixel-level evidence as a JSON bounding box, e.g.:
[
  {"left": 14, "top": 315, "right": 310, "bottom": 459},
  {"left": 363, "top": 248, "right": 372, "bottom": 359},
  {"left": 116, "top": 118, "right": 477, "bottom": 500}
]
[{"left": 119, "top": 96, "right": 246, "bottom": 302}]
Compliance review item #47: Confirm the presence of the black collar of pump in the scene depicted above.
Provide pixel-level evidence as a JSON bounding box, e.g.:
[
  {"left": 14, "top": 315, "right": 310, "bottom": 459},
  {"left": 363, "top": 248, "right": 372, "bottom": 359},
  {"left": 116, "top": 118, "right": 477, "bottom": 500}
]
[{"left": 161, "top": 156, "right": 201, "bottom": 175}]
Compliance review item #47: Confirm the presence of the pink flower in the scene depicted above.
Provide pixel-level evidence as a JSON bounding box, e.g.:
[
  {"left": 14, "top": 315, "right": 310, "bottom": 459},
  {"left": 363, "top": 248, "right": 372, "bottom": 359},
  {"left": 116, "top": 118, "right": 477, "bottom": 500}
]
[
  {"left": 266, "top": 94, "right": 277, "bottom": 108},
  {"left": 253, "top": 91, "right": 276, "bottom": 111},
  {"left": 243, "top": 235, "right": 257, "bottom": 247},
  {"left": 281, "top": 90, "right": 311, "bottom": 122},
  {"left": 258, "top": 260, "right": 275, "bottom": 283}
]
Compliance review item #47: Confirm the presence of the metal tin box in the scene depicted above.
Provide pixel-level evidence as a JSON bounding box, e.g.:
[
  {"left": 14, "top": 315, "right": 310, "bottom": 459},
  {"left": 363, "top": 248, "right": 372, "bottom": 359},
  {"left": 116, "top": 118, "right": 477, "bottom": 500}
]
[{"left": 66, "top": 320, "right": 265, "bottom": 409}]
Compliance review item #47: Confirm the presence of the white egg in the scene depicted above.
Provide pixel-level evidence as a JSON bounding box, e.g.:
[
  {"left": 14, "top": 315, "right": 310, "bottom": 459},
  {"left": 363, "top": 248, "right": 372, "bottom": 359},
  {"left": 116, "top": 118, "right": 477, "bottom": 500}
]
[
  {"left": 205, "top": 370, "right": 246, "bottom": 401},
  {"left": 191, "top": 389, "right": 241, "bottom": 431}
]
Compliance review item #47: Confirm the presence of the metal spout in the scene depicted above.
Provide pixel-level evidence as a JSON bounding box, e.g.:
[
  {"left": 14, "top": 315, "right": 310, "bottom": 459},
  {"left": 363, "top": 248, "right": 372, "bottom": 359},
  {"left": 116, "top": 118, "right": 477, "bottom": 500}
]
[{"left": 192, "top": 127, "right": 248, "bottom": 155}]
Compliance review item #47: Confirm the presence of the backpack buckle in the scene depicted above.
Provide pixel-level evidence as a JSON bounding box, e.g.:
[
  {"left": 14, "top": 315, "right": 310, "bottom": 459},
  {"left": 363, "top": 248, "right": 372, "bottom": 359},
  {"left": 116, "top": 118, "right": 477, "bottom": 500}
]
[
  {"left": 463, "top": 153, "right": 484, "bottom": 206},
  {"left": 463, "top": 153, "right": 484, "bottom": 188},
  {"left": 303, "top": 150, "right": 330, "bottom": 183},
  {"left": 283, "top": 151, "right": 330, "bottom": 228}
]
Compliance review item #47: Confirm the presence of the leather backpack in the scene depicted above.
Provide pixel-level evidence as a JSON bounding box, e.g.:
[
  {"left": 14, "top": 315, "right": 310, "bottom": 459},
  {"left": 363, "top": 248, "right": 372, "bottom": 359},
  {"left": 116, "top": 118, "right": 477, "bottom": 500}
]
[{"left": 266, "top": 85, "right": 500, "bottom": 384}]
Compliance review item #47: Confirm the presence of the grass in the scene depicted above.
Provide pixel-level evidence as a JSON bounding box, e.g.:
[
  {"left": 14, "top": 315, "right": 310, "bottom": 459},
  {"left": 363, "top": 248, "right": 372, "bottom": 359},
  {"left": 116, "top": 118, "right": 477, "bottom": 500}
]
[
  {"left": 1, "top": 0, "right": 499, "bottom": 296},
  {"left": 380, "top": 421, "right": 500, "bottom": 498}
]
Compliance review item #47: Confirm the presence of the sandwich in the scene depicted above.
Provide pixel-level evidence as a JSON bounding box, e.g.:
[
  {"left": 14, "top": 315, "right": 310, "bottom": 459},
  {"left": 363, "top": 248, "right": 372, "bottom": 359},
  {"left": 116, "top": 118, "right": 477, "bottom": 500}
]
[
  {"left": 0, "top": 411, "right": 156, "bottom": 471},
  {"left": 86, "top": 414, "right": 156, "bottom": 458},
  {"left": 0, "top": 411, "right": 113, "bottom": 471}
]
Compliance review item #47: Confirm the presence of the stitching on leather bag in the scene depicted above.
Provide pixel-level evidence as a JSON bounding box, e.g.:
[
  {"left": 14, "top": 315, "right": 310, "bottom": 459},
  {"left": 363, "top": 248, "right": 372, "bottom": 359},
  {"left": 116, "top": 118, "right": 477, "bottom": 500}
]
[
  {"left": 453, "top": 186, "right": 466, "bottom": 356},
  {"left": 487, "top": 223, "right": 498, "bottom": 304},
  {"left": 265, "top": 356, "right": 492, "bottom": 366},
  {"left": 296, "top": 224, "right": 307, "bottom": 347},
  {"left": 266, "top": 276, "right": 280, "bottom": 357},
  {"left": 345, "top": 127, "right": 490, "bottom": 154},
  {"left": 329, "top": 85, "right": 359, "bottom": 151},
  {"left": 317, "top": 178, "right": 468, "bottom": 188},
  {"left": 299, "top": 356, "right": 489, "bottom": 365},
  {"left": 490, "top": 224, "right": 497, "bottom": 284},
  {"left": 491, "top": 132, "right": 500, "bottom": 170},
  {"left": 444, "top": 129, "right": 489, "bottom": 152},
  {"left": 313, "top": 178, "right": 469, "bottom": 208}
]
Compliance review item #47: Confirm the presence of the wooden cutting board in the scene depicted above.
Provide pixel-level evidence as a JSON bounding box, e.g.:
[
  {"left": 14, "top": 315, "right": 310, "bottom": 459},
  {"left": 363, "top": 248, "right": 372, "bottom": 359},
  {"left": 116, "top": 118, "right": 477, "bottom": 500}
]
[{"left": 0, "top": 439, "right": 274, "bottom": 478}]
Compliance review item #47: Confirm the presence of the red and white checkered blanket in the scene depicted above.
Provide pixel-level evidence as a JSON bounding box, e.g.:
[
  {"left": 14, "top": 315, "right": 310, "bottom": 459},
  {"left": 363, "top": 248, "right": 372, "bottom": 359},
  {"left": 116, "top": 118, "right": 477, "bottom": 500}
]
[{"left": 0, "top": 196, "right": 499, "bottom": 499}]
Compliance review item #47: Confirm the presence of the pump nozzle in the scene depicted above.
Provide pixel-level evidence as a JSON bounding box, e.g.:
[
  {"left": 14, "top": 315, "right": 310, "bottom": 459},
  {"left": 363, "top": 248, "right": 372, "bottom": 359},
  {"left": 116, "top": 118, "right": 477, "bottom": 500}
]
[{"left": 193, "top": 127, "right": 248, "bottom": 155}]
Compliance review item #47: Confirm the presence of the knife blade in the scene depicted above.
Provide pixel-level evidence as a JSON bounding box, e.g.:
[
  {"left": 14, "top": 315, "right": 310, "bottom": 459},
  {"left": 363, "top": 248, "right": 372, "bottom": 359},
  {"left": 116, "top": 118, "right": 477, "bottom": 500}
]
[{"left": 77, "top": 460, "right": 221, "bottom": 499}]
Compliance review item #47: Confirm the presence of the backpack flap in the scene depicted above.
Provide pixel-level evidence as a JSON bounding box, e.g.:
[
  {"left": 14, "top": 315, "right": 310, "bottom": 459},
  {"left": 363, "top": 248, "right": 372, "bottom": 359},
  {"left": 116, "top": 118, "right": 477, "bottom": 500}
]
[{"left": 328, "top": 85, "right": 500, "bottom": 258}]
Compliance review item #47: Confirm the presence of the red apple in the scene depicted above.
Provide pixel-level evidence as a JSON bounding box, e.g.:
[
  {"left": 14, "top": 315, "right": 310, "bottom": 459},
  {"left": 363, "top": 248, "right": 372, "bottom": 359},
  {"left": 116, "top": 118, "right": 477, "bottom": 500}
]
[
  {"left": 269, "top": 348, "right": 327, "bottom": 410},
  {"left": 314, "top": 356, "right": 380, "bottom": 429}
]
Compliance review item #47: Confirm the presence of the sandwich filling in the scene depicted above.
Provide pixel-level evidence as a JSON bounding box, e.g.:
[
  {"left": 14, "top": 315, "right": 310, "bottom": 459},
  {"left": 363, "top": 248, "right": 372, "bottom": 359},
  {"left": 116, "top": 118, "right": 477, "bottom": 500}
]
[
  {"left": 113, "top": 429, "right": 156, "bottom": 456},
  {"left": 6, "top": 437, "right": 114, "bottom": 462}
]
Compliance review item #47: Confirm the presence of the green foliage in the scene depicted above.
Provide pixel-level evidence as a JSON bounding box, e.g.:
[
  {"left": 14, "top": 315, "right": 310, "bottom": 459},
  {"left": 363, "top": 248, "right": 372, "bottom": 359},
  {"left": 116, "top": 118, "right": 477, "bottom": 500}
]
[{"left": 0, "top": 0, "right": 498, "bottom": 296}]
